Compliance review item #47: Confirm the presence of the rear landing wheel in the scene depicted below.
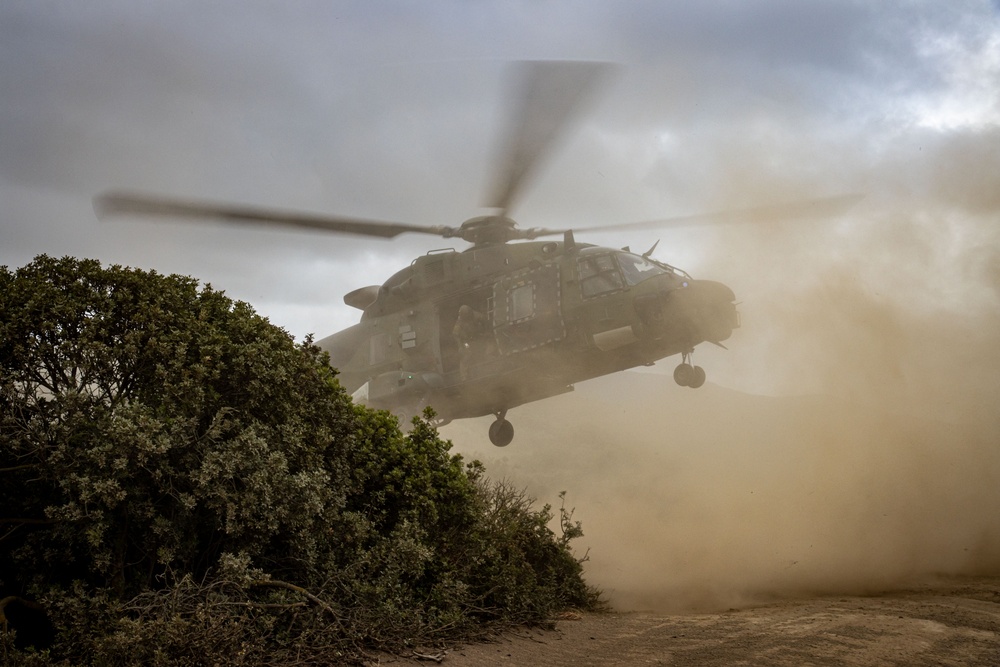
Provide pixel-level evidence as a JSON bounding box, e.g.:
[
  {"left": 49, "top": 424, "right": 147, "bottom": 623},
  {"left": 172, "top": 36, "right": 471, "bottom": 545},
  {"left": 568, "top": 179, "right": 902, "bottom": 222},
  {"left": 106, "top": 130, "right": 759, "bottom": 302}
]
[
  {"left": 489, "top": 418, "right": 514, "bottom": 447},
  {"left": 689, "top": 365, "right": 706, "bottom": 389},
  {"left": 393, "top": 407, "right": 415, "bottom": 430}
]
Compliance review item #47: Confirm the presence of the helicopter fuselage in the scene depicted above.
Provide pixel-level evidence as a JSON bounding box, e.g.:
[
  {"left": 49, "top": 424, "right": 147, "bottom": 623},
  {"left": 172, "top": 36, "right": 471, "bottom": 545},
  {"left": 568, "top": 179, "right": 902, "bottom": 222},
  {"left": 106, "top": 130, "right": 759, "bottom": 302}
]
[
  {"left": 92, "top": 61, "right": 803, "bottom": 448},
  {"left": 317, "top": 235, "right": 739, "bottom": 442}
]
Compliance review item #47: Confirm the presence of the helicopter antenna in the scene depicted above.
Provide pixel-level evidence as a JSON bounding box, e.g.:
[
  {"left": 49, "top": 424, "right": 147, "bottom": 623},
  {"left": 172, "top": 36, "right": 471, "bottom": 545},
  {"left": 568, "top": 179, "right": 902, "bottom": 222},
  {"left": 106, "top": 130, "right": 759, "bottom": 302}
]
[
  {"left": 642, "top": 240, "right": 660, "bottom": 258},
  {"left": 563, "top": 229, "right": 577, "bottom": 253}
]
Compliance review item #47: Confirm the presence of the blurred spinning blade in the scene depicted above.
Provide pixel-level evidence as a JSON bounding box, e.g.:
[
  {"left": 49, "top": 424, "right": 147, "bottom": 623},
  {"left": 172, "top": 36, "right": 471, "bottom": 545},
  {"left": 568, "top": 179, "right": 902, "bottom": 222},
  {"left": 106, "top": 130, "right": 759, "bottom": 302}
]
[
  {"left": 94, "top": 191, "right": 454, "bottom": 239},
  {"left": 483, "top": 60, "right": 617, "bottom": 218}
]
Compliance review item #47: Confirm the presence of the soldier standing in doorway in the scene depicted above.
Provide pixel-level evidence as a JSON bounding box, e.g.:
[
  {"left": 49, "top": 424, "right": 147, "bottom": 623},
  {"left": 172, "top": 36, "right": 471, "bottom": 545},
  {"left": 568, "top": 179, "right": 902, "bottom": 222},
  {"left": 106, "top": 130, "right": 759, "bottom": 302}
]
[{"left": 453, "top": 304, "right": 489, "bottom": 380}]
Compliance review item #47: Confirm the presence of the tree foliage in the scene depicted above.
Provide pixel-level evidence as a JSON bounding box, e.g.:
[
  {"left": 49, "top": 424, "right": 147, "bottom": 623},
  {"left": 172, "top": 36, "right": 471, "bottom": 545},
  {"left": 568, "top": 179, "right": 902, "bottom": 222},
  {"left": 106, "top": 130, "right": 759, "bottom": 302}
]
[{"left": 0, "top": 256, "right": 597, "bottom": 665}]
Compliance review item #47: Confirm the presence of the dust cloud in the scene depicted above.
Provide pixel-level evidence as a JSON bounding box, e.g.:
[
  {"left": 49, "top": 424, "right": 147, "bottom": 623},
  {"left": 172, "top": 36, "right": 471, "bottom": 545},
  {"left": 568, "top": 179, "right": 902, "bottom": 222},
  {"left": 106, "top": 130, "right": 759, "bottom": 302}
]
[
  {"left": 442, "top": 122, "right": 1000, "bottom": 613},
  {"left": 444, "top": 373, "right": 1000, "bottom": 613}
]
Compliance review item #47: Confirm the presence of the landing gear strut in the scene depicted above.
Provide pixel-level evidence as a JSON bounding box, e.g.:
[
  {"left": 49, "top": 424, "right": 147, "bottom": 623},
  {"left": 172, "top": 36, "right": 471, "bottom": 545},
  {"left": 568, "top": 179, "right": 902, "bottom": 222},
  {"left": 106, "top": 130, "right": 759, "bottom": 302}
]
[
  {"left": 489, "top": 409, "right": 514, "bottom": 447},
  {"left": 674, "top": 352, "right": 706, "bottom": 389}
]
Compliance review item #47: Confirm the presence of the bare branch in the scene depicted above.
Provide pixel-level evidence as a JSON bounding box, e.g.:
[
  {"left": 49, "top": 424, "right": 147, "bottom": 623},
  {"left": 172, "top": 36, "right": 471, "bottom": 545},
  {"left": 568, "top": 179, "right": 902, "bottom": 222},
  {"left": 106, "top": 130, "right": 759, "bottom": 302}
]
[
  {"left": 0, "top": 465, "right": 36, "bottom": 473},
  {"left": 250, "top": 580, "right": 342, "bottom": 622},
  {"left": 0, "top": 517, "right": 57, "bottom": 526}
]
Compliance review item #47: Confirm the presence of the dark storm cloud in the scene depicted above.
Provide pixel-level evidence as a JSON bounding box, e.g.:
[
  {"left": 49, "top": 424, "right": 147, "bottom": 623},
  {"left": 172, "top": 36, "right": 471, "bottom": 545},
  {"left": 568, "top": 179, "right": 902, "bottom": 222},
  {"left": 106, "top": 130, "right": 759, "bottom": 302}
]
[{"left": 604, "top": 0, "right": 881, "bottom": 72}]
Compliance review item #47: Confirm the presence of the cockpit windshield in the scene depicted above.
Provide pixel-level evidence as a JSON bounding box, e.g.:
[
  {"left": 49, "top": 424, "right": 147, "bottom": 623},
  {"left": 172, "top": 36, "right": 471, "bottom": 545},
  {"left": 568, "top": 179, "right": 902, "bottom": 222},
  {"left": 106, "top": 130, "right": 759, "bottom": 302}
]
[
  {"left": 577, "top": 250, "right": 688, "bottom": 298},
  {"left": 616, "top": 252, "right": 670, "bottom": 287}
]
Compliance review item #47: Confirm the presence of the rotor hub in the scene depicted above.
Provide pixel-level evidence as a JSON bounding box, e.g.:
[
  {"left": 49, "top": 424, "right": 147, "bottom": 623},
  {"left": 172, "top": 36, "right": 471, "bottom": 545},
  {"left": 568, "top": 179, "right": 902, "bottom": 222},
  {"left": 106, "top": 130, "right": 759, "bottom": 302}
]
[{"left": 457, "top": 215, "right": 522, "bottom": 246}]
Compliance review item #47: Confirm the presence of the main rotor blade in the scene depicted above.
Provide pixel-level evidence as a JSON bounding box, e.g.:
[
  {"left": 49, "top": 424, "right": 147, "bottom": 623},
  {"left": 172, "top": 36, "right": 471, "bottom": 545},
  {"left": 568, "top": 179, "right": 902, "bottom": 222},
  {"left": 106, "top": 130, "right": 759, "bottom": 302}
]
[
  {"left": 580, "top": 193, "right": 865, "bottom": 234},
  {"left": 94, "top": 191, "right": 453, "bottom": 239},
  {"left": 484, "top": 60, "right": 616, "bottom": 218}
]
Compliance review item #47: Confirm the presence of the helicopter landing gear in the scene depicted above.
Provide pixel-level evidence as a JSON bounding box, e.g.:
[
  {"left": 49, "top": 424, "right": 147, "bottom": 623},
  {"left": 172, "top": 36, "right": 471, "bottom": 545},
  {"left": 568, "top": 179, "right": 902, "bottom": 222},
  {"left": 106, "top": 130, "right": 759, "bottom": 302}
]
[
  {"left": 489, "top": 410, "right": 514, "bottom": 447},
  {"left": 392, "top": 397, "right": 429, "bottom": 432},
  {"left": 674, "top": 353, "right": 706, "bottom": 389},
  {"left": 392, "top": 407, "right": 417, "bottom": 432}
]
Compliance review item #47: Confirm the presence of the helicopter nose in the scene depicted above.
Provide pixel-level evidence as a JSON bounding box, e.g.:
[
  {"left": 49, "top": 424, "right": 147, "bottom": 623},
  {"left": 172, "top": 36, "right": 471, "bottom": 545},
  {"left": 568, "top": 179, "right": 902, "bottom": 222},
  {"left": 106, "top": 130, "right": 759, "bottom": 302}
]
[
  {"left": 686, "top": 279, "right": 735, "bottom": 304},
  {"left": 679, "top": 279, "right": 739, "bottom": 343}
]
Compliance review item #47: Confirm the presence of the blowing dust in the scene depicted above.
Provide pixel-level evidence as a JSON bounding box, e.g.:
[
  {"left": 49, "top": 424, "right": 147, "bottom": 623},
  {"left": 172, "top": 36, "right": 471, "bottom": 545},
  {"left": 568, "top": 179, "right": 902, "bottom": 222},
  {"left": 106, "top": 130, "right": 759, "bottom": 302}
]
[{"left": 442, "top": 129, "right": 1000, "bottom": 612}]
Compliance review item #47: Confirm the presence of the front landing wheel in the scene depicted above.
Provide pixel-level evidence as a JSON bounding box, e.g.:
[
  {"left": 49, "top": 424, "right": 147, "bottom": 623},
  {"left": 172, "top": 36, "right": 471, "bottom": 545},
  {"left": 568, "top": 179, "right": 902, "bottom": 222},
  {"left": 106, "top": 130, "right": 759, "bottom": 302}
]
[
  {"left": 489, "top": 418, "right": 514, "bottom": 447},
  {"left": 689, "top": 365, "right": 706, "bottom": 389},
  {"left": 674, "top": 362, "right": 707, "bottom": 389},
  {"left": 674, "top": 362, "right": 694, "bottom": 387}
]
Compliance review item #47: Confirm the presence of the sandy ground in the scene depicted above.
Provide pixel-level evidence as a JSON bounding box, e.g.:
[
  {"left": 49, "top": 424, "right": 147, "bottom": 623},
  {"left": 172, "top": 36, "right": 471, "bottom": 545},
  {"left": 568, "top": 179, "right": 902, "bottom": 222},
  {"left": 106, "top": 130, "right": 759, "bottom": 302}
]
[{"left": 408, "top": 577, "right": 1000, "bottom": 666}]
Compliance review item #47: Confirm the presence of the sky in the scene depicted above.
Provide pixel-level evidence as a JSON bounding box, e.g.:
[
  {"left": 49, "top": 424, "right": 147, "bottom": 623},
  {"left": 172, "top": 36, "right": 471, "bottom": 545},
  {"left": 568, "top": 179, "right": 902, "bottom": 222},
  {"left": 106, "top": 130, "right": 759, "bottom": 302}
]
[{"left": 2, "top": 0, "right": 999, "bottom": 403}]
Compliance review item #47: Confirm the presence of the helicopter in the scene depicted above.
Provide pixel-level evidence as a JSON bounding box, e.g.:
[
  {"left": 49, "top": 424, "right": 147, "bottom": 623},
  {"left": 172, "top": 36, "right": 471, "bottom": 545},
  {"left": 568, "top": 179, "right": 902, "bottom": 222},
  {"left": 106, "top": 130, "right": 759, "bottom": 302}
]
[{"left": 95, "top": 61, "right": 855, "bottom": 446}]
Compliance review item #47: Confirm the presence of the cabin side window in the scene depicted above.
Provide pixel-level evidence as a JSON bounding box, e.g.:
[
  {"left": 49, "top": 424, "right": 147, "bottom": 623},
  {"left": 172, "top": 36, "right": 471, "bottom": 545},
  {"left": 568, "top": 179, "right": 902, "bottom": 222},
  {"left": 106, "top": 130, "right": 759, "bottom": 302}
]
[
  {"left": 578, "top": 254, "right": 624, "bottom": 298},
  {"left": 509, "top": 283, "right": 535, "bottom": 322}
]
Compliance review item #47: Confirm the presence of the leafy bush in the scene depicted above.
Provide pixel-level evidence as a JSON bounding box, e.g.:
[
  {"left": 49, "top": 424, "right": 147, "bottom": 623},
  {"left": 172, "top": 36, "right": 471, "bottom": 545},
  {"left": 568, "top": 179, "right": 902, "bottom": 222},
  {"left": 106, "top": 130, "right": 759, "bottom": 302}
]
[{"left": 0, "top": 256, "right": 597, "bottom": 665}]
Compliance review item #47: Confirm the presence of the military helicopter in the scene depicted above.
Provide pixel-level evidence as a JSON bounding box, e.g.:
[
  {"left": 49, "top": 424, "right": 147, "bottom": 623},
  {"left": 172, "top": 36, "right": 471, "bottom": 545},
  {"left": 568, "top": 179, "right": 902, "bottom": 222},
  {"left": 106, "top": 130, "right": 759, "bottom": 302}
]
[{"left": 96, "top": 61, "right": 854, "bottom": 446}]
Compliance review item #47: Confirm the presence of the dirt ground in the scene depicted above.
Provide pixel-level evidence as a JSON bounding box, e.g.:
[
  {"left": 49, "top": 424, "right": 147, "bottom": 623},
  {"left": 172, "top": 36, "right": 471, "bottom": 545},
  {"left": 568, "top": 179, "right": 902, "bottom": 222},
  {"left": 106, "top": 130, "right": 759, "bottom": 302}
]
[{"left": 402, "top": 577, "right": 1000, "bottom": 666}]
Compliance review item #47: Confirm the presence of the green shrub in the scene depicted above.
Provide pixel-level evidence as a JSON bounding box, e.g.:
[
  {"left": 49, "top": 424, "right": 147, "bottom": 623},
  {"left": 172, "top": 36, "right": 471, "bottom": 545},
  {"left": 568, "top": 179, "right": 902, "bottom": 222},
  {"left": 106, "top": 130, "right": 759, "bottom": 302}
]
[{"left": 0, "top": 256, "right": 598, "bottom": 665}]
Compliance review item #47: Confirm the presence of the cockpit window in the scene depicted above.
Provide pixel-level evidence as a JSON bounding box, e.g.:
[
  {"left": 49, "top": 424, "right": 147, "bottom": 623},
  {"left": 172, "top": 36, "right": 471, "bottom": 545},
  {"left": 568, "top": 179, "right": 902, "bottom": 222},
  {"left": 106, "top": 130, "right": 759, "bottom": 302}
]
[
  {"left": 578, "top": 254, "right": 625, "bottom": 298},
  {"left": 617, "top": 252, "right": 669, "bottom": 287}
]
